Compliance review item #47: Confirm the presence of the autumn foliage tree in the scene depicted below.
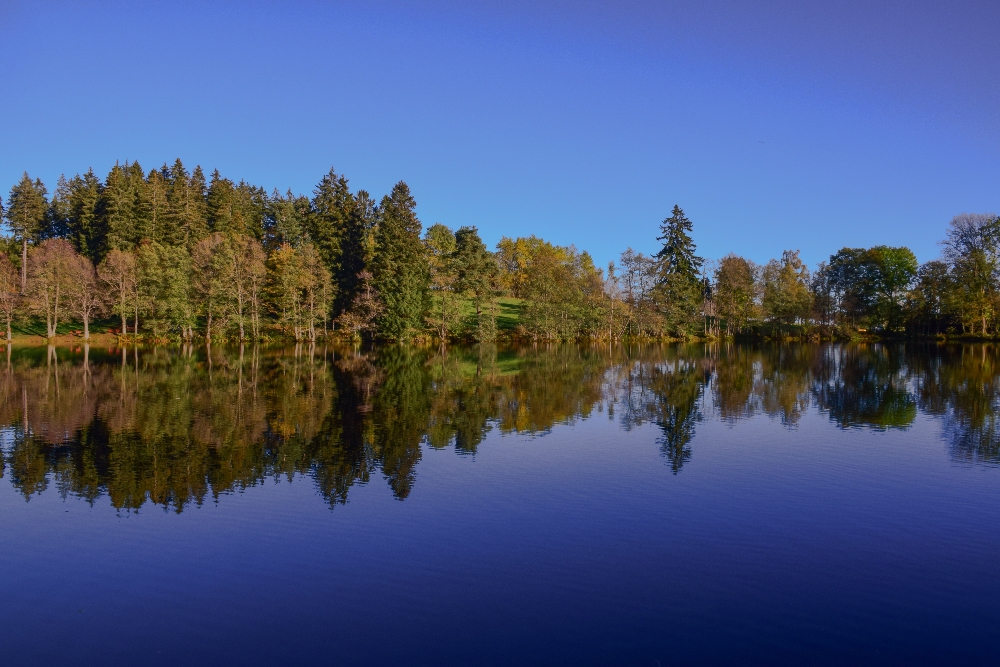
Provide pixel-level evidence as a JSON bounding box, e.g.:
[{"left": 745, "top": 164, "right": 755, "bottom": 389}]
[
  {"left": 0, "top": 255, "right": 20, "bottom": 341},
  {"left": 98, "top": 249, "right": 137, "bottom": 335},
  {"left": 27, "top": 239, "right": 77, "bottom": 338}
]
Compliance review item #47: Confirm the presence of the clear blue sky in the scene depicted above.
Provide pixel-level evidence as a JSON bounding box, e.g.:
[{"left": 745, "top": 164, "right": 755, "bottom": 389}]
[{"left": 1, "top": 0, "right": 998, "bottom": 269}]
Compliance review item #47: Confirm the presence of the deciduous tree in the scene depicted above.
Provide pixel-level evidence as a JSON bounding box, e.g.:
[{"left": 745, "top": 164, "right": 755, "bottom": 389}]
[{"left": 5, "top": 173, "right": 49, "bottom": 292}]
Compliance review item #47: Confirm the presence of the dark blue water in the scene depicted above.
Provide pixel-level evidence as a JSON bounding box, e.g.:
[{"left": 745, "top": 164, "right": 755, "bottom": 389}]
[{"left": 1, "top": 343, "right": 998, "bottom": 665}]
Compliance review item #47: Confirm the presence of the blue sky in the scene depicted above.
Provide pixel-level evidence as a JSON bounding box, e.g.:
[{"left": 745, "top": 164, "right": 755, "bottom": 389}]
[{"left": 1, "top": 0, "right": 997, "bottom": 269}]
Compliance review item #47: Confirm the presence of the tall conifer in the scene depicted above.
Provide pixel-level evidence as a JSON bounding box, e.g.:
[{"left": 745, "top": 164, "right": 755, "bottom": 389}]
[
  {"left": 335, "top": 189, "right": 375, "bottom": 316},
  {"left": 309, "top": 168, "right": 353, "bottom": 287},
  {"left": 5, "top": 173, "right": 49, "bottom": 291},
  {"left": 371, "top": 182, "right": 429, "bottom": 340},
  {"left": 62, "top": 170, "right": 104, "bottom": 260},
  {"left": 164, "top": 159, "right": 208, "bottom": 248},
  {"left": 142, "top": 166, "right": 170, "bottom": 244},
  {"left": 100, "top": 162, "right": 140, "bottom": 251},
  {"left": 654, "top": 205, "right": 704, "bottom": 335}
]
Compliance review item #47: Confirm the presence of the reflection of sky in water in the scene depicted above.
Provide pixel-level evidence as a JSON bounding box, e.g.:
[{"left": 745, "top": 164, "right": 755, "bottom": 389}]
[{"left": 2, "top": 343, "right": 1000, "bottom": 665}]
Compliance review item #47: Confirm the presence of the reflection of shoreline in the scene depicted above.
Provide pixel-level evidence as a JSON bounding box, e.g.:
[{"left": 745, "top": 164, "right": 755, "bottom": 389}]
[{"left": 2, "top": 343, "right": 998, "bottom": 510}]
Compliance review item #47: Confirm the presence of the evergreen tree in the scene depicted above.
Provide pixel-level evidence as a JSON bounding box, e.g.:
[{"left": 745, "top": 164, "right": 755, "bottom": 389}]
[
  {"left": 452, "top": 226, "right": 499, "bottom": 338},
  {"left": 125, "top": 161, "right": 149, "bottom": 243},
  {"left": 163, "top": 159, "right": 208, "bottom": 248},
  {"left": 5, "top": 173, "right": 49, "bottom": 292},
  {"left": 266, "top": 189, "right": 309, "bottom": 250},
  {"left": 654, "top": 205, "right": 704, "bottom": 335},
  {"left": 62, "top": 170, "right": 104, "bottom": 260},
  {"left": 371, "top": 182, "right": 429, "bottom": 340},
  {"left": 100, "top": 162, "right": 141, "bottom": 252},
  {"left": 207, "top": 170, "right": 237, "bottom": 235},
  {"left": 656, "top": 205, "right": 702, "bottom": 277},
  {"left": 141, "top": 166, "right": 170, "bottom": 244},
  {"left": 336, "top": 189, "right": 375, "bottom": 316},
  {"left": 48, "top": 175, "right": 73, "bottom": 241},
  {"left": 309, "top": 168, "right": 354, "bottom": 291},
  {"left": 136, "top": 240, "right": 193, "bottom": 336},
  {"left": 239, "top": 182, "right": 269, "bottom": 240},
  {"left": 423, "top": 223, "right": 460, "bottom": 340}
]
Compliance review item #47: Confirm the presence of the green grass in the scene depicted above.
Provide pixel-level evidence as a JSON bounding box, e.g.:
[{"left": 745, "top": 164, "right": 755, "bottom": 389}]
[
  {"left": 495, "top": 297, "right": 523, "bottom": 331},
  {"left": 12, "top": 317, "right": 121, "bottom": 338},
  {"left": 431, "top": 295, "right": 524, "bottom": 332}
]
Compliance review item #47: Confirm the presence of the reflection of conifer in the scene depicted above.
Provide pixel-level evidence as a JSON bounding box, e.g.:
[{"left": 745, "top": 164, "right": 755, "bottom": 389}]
[{"left": 649, "top": 361, "right": 702, "bottom": 474}]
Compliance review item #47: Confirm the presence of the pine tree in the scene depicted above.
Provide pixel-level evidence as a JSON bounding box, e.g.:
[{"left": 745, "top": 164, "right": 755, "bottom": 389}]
[
  {"left": 654, "top": 205, "right": 704, "bottom": 335},
  {"left": 5, "top": 173, "right": 49, "bottom": 292},
  {"left": 371, "top": 182, "right": 429, "bottom": 340}
]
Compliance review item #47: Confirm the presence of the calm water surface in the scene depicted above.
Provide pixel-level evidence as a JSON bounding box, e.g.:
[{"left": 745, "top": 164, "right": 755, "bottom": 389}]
[{"left": 1, "top": 343, "right": 999, "bottom": 665}]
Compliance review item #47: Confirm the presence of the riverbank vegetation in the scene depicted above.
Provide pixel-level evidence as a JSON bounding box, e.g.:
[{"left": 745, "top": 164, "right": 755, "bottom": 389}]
[{"left": 3, "top": 162, "right": 997, "bottom": 342}]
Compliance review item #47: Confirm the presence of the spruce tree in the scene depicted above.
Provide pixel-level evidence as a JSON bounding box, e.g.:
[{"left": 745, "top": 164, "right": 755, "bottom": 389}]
[
  {"left": 49, "top": 176, "right": 73, "bottom": 241},
  {"left": 266, "top": 189, "right": 307, "bottom": 249},
  {"left": 164, "top": 159, "right": 208, "bottom": 248},
  {"left": 5, "top": 173, "right": 49, "bottom": 291},
  {"left": 309, "top": 168, "right": 353, "bottom": 291},
  {"left": 654, "top": 205, "right": 704, "bottom": 335},
  {"left": 207, "top": 169, "right": 236, "bottom": 234},
  {"left": 239, "top": 182, "right": 268, "bottom": 240},
  {"left": 59, "top": 170, "right": 104, "bottom": 260},
  {"left": 335, "top": 189, "right": 375, "bottom": 316},
  {"left": 142, "top": 166, "right": 170, "bottom": 245},
  {"left": 371, "top": 182, "right": 429, "bottom": 340},
  {"left": 100, "top": 162, "right": 140, "bottom": 252}
]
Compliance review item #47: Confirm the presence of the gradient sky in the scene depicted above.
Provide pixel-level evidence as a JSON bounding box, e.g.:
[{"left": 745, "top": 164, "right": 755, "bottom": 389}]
[{"left": 1, "top": 0, "right": 998, "bottom": 269}]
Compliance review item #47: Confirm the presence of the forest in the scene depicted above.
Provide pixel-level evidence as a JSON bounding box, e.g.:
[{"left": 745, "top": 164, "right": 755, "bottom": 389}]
[{"left": 2, "top": 161, "right": 997, "bottom": 342}]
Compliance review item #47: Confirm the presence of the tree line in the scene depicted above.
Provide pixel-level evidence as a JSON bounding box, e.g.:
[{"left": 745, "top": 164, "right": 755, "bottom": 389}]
[{"left": 3, "top": 161, "right": 997, "bottom": 341}]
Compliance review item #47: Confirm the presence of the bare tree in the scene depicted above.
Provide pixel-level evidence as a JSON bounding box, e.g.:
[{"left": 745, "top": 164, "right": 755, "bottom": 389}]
[
  {"left": 66, "top": 253, "right": 105, "bottom": 340},
  {"left": 245, "top": 239, "right": 266, "bottom": 340},
  {"left": 192, "top": 233, "right": 228, "bottom": 341},
  {"left": 299, "top": 244, "right": 332, "bottom": 342},
  {"left": 225, "top": 235, "right": 267, "bottom": 340},
  {"left": 0, "top": 255, "right": 20, "bottom": 341},
  {"left": 27, "top": 239, "right": 77, "bottom": 338},
  {"left": 98, "top": 248, "right": 137, "bottom": 336}
]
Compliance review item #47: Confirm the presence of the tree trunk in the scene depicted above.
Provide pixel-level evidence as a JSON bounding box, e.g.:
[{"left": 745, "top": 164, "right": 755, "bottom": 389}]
[
  {"left": 21, "top": 238, "right": 27, "bottom": 294},
  {"left": 83, "top": 312, "right": 90, "bottom": 341},
  {"left": 309, "top": 295, "right": 316, "bottom": 341},
  {"left": 45, "top": 292, "right": 53, "bottom": 339},
  {"left": 53, "top": 286, "right": 60, "bottom": 338}
]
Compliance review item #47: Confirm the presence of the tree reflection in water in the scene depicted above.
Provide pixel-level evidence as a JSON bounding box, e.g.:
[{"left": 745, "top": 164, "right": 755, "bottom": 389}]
[{"left": 1, "top": 342, "right": 998, "bottom": 510}]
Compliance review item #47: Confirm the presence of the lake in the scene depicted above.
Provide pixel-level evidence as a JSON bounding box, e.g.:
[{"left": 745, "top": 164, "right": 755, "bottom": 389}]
[{"left": 1, "top": 342, "right": 999, "bottom": 665}]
